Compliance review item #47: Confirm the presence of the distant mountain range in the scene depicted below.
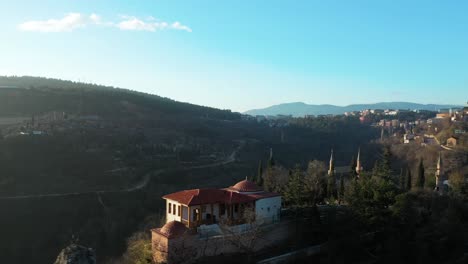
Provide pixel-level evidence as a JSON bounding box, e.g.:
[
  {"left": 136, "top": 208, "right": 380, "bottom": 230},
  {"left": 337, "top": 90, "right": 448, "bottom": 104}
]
[{"left": 244, "top": 102, "right": 463, "bottom": 117}]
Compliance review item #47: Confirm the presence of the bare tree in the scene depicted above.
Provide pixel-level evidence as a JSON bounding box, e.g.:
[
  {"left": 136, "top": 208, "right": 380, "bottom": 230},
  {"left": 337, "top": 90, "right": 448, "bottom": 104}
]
[
  {"left": 219, "top": 208, "right": 263, "bottom": 262},
  {"left": 304, "top": 160, "right": 327, "bottom": 204}
]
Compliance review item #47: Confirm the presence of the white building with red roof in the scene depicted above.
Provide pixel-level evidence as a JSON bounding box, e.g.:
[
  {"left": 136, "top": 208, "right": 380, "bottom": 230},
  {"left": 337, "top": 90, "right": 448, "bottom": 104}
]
[
  {"left": 162, "top": 178, "right": 281, "bottom": 228},
  {"left": 152, "top": 179, "right": 283, "bottom": 263}
]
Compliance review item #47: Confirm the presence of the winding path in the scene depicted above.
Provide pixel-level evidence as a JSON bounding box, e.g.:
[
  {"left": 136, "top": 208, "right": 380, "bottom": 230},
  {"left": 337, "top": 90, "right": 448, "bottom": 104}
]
[{"left": 0, "top": 141, "right": 244, "bottom": 200}]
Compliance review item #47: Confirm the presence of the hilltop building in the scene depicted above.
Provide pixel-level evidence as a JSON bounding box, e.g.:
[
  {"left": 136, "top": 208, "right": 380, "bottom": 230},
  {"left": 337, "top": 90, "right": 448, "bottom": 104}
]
[
  {"left": 152, "top": 179, "right": 282, "bottom": 263},
  {"left": 161, "top": 179, "right": 281, "bottom": 228}
]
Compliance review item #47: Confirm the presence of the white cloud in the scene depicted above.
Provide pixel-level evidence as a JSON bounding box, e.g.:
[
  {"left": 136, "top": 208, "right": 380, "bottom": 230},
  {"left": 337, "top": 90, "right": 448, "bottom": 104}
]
[
  {"left": 18, "top": 13, "right": 87, "bottom": 32},
  {"left": 89, "top": 13, "right": 101, "bottom": 24},
  {"left": 18, "top": 13, "right": 192, "bottom": 33},
  {"left": 171, "top": 21, "right": 192, "bottom": 33},
  {"left": 117, "top": 16, "right": 192, "bottom": 32}
]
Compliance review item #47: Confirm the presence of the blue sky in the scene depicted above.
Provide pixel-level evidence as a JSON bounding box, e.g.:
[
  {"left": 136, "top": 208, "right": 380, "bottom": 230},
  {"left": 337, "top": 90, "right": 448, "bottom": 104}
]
[{"left": 0, "top": 0, "right": 467, "bottom": 112}]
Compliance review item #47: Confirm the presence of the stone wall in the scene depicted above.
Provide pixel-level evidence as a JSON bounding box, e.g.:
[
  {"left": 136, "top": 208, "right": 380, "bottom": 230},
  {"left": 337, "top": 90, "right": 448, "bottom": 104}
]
[{"left": 152, "top": 221, "right": 291, "bottom": 264}]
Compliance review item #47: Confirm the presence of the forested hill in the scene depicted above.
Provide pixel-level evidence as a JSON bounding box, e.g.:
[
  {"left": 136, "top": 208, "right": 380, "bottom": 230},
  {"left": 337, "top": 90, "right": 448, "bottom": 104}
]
[
  {"left": 0, "top": 76, "right": 239, "bottom": 120},
  {"left": 0, "top": 76, "right": 380, "bottom": 264}
]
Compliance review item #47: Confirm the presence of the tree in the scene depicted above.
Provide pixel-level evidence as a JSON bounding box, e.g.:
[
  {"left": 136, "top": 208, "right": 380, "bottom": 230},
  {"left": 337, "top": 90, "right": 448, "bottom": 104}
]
[
  {"left": 382, "top": 146, "right": 392, "bottom": 173},
  {"left": 416, "top": 159, "right": 425, "bottom": 188},
  {"left": 345, "top": 171, "right": 397, "bottom": 226},
  {"left": 406, "top": 167, "right": 412, "bottom": 191},
  {"left": 338, "top": 174, "right": 345, "bottom": 204},
  {"left": 119, "top": 232, "right": 152, "bottom": 264},
  {"left": 263, "top": 165, "right": 289, "bottom": 194},
  {"left": 399, "top": 168, "right": 405, "bottom": 190},
  {"left": 284, "top": 165, "right": 306, "bottom": 206},
  {"left": 219, "top": 207, "right": 263, "bottom": 263},
  {"left": 304, "top": 160, "right": 327, "bottom": 204},
  {"left": 349, "top": 155, "right": 357, "bottom": 180},
  {"left": 327, "top": 171, "right": 336, "bottom": 199},
  {"left": 450, "top": 170, "right": 467, "bottom": 194}
]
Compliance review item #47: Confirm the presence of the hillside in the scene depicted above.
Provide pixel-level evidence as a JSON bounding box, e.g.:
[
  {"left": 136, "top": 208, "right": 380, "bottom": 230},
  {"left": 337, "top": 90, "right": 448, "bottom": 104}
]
[
  {"left": 245, "top": 102, "right": 462, "bottom": 117},
  {"left": 0, "top": 76, "right": 380, "bottom": 264},
  {"left": 0, "top": 76, "right": 238, "bottom": 120}
]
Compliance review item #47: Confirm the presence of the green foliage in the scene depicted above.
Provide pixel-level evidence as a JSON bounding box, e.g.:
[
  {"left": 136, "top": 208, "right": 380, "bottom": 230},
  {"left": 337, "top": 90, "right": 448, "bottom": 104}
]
[
  {"left": 338, "top": 175, "right": 345, "bottom": 202},
  {"left": 398, "top": 168, "right": 404, "bottom": 190},
  {"left": 450, "top": 170, "right": 468, "bottom": 194},
  {"left": 345, "top": 172, "right": 398, "bottom": 226},
  {"left": 120, "top": 232, "right": 153, "bottom": 264},
  {"left": 349, "top": 155, "right": 357, "bottom": 179},
  {"left": 0, "top": 76, "right": 239, "bottom": 120},
  {"left": 416, "top": 159, "right": 425, "bottom": 188},
  {"left": 263, "top": 165, "right": 289, "bottom": 194},
  {"left": 391, "top": 191, "right": 468, "bottom": 263},
  {"left": 304, "top": 160, "right": 327, "bottom": 204},
  {"left": 327, "top": 172, "right": 336, "bottom": 199},
  {"left": 405, "top": 167, "right": 412, "bottom": 191},
  {"left": 284, "top": 165, "right": 307, "bottom": 206}
]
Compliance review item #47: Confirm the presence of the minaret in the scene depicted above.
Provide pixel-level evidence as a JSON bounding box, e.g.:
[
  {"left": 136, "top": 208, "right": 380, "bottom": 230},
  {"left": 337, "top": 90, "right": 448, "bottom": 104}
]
[
  {"left": 355, "top": 148, "right": 363, "bottom": 177},
  {"left": 435, "top": 153, "right": 443, "bottom": 192},
  {"left": 268, "top": 147, "right": 275, "bottom": 167},
  {"left": 328, "top": 149, "right": 335, "bottom": 177}
]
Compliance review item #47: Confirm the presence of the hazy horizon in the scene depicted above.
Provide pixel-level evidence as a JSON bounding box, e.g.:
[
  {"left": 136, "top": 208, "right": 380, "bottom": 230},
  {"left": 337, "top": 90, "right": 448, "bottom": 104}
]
[{"left": 1, "top": 1, "right": 468, "bottom": 112}]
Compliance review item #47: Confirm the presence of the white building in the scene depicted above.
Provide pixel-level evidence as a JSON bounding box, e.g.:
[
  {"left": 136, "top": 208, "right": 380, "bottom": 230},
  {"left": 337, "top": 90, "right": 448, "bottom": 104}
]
[{"left": 162, "top": 179, "right": 281, "bottom": 228}]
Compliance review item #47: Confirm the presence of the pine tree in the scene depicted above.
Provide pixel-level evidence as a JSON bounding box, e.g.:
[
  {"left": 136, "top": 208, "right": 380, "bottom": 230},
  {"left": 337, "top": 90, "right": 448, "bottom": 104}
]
[
  {"left": 416, "top": 159, "right": 425, "bottom": 188},
  {"left": 406, "top": 167, "right": 412, "bottom": 190},
  {"left": 382, "top": 146, "right": 392, "bottom": 173},
  {"left": 372, "top": 160, "right": 381, "bottom": 177}
]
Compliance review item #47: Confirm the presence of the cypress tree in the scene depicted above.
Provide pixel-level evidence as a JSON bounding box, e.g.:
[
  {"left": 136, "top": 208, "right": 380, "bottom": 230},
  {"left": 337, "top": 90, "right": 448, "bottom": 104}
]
[
  {"left": 406, "top": 167, "right": 412, "bottom": 191},
  {"left": 349, "top": 155, "right": 357, "bottom": 179},
  {"left": 382, "top": 146, "right": 392, "bottom": 173},
  {"left": 416, "top": 159, "right": 425, "bottom": 188}
]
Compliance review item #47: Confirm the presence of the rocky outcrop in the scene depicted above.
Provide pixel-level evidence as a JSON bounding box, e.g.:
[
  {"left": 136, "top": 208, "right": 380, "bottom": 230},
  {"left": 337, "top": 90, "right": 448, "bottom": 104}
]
[{"left": 54, "top": 244, "right": 96, "bottom": 264}]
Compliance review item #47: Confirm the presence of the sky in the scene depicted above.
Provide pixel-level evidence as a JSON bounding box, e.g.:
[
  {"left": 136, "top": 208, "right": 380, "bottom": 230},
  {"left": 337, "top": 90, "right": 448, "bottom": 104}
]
[{"left": 0, "top": 0, "right": 467, "bottom": 112}]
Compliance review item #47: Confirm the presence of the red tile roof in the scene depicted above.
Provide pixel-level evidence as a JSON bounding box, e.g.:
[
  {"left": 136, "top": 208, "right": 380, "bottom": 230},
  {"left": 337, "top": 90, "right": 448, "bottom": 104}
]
[
  {"left": 229, "top": 179, "right": 263, "bottom": 192},
  {"left": 163, "top": 183, "right": 281, "bottom": 206},
  {"left": 153, "top": 221, "right": 188, "bottom": 238}
]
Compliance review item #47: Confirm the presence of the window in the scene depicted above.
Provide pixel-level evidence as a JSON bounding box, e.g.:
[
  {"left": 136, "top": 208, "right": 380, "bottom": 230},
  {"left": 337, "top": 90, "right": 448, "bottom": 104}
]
[
  {"left": 178, "top": 205, "right": 181, "bottom": 216},
  {"left": 173, "top": 204, "right": 176, "bottom": 215},
  {"left": 267, "top": 207, "right": 270, "bottom": 212},
  {"left": 201, "top": 205, "right": 206, "bottom": 213},
  {"left": 168, "top": 203, "right": 171, "bottom": 214},
  {"left": 234, "top": 204, "right": 239, "bottom": 213}
]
